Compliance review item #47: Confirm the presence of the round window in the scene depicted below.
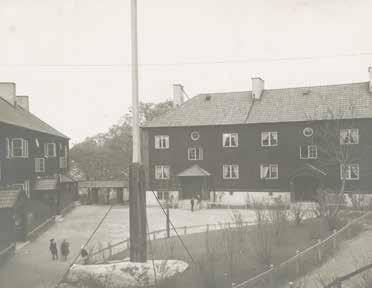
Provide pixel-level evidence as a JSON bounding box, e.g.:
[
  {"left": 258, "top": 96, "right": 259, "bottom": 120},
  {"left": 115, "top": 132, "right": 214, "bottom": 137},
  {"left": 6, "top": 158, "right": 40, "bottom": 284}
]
[
  {"left": 303, "top": 127, "right": 313, "bottom": 137},
  {"left": 191, "top": 131, "right": 200, "bottom": 141}
]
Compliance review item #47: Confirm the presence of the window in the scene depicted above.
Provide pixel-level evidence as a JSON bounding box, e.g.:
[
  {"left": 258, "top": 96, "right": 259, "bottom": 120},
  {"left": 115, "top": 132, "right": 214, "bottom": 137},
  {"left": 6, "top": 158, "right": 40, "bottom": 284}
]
[
  {"left": 222, "top": 133, "right": 238, "bottom": 147},
  {"left": 303, "top": 127, "right": 314, "bottom": 137},
  {"left": 340, "top": 129, "right": 359, "bottom": 145},
  {"left": 300, "top": 145, "right": 317, "bottom": 159},
  {"left": 223, "top": 165, "right": 239, "bottom": 179},
  {"left": 261, "top": 132, "right": 278, "bottom": 147},
  {"left": 190, "top": 131, "right": 200, "bottom": 141},
  {"left": 157, "top": 191, "right": 169, "bottom": 200},
  {"left": 188, "top": 147, "right": 203, "bottom": 160},
  {"left": 35, "top": 158, "right": 45, "bottom": 172},
  {"left": 155, "top": 165, "right": 170, "bottom": 180},
  {"left": 60, "top": 157, "right": 68, "bottom": 169},
  {"left": 341, "top": 164, "right": 359, "bottom": 180},
  {"left": 11, "top": 138, "right": 29, "bottom": 158},
  {"left": 155, "top": 135, "right": 169, "bottom": 149},
  {"left": 260, "top": 164, "right": 279, "bottom": 179},
  {"left": 44, "top": 143, "right": 56, "bottom": 157}
]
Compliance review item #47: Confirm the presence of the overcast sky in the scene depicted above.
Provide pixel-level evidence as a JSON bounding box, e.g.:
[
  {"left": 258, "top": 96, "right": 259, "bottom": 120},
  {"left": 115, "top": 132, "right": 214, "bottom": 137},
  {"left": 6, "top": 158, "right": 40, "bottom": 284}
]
[{"left": 1, "top": 0, "right": 372, "bottom": 144}]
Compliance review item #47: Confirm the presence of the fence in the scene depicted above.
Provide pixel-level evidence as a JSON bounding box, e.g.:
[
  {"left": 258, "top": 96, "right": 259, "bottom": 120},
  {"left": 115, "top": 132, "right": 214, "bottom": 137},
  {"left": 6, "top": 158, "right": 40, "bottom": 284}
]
[
  {"left": 323, "top": 262, "right": 372, "bottom": 288},
  {"left": 233, "top": 211, "right": 372, "bottom": 288},
  {"left": 0, "top": 243, "right": 15, "bottom": 265},
  {"left": 80, "top": 219, "right": 256, "bottom": 264}
]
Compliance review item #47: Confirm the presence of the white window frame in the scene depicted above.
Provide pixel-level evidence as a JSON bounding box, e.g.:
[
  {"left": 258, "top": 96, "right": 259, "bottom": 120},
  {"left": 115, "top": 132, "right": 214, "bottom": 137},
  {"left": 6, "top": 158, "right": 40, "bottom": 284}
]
[
  {"left": 223, "top": 164, "right": 239, "bottom": 179},
  {"left": 300, "top": 145, "right": 318, "bottom": 159},
  {"left": 11, "top": 138, "right": 29, "bottom": 158},
  {"left": 155, "top": 165, "right": 170, "bottom": 180},
  {"left": 222, "top": 133, "right": 239, "bottom": 148},
  {"left": 44, "top": 143, "right": 56, "bottom": 157},
  {"left": 35, "top": 158, "right": 45, "bottom": 172},
  {"left": 188, "top": 147, "right": 203, "bottom": 160},
  {"left": 260, "top": 164, "right": 279, "bottom": 180},
  {"left": 340, "top": 128, "right": 359, "bottom": 145},
  {"left": 340, "top": 164, "right": 359, "bottom": 180},
  {"left": 261, "top": 132, "right": 278, "bottom": 147},
  {"left": 154, "top": 135, "right": 169, "bottom": 149}
]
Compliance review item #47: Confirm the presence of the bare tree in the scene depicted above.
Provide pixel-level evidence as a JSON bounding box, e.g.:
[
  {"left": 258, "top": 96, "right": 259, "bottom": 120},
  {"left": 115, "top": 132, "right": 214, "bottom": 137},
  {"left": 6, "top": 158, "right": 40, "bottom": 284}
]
[{"left": 306, "top": 101, "right": 372, "bottom": 229}]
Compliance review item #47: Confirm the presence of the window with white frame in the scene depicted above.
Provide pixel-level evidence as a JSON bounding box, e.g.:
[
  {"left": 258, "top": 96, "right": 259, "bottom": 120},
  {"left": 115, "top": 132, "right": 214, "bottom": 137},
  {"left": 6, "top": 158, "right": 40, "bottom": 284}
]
[
  {"left": 300, "top": 145, "right": 318, "bottom": 159},
  {"left": 155, "top": 165, "right": 170, "bottom": 180},
  {"left": 188, "top": 147, "right": 203, "bottom": 160},
  {"left": 44, "top": 143, "right": 56, "bottom": 157},
  {"left": 12, "top": 181, "right": 30, "bottom": 197},
  {"left": 260, "top": 164, "right": 279, "bottom": 179},
  {"left": 341, "top": 164, "right": 359, "bottom": 180},
  {"left": 261, "top": 132, "right": 278, "bottom": 147},
  {"left": 222, "top": 133, "right": 238, "bottom": 147},
  {"left": 340, "top": 129, "right": 359, "bottom": 145},
  {"left": 223, "top": 164, "right": 239, "bottom": 179},
  {"left": 35, "top": 158, "right": 45, "bottom": 172},
  {"left": 154, "top": 135, "right": 169, "bottom": 149},
  {"left": 10, "top": 138, "right": 29, "bottom": 158}
]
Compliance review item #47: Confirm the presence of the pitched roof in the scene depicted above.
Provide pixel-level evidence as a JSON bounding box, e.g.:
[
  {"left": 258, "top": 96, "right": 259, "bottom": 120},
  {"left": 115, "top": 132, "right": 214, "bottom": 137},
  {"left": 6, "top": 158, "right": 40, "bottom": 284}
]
[
  {"left": 143, "top": 91, "right": 253, "bottom": 127},
  {"left": 143, "top": 82, "right": 372, "bottom": 128},
  {"left": 0, "top": 190, "right": 21, "bottom": 208},
  {"left": 177, "top": 164, "right": 211, "bottom": 177},
  {"left": 0, "top": 97, "right": 68, "bottom": 138}
]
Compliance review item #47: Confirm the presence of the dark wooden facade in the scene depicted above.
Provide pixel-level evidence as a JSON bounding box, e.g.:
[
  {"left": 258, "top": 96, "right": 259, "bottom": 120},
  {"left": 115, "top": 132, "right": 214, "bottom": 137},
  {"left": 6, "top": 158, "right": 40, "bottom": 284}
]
[
  {"left": 0, "top": 122, "right": 69, "bottom": 187},
  {"left": 142, "top": 118, "right": 372, "bottom": 200}
]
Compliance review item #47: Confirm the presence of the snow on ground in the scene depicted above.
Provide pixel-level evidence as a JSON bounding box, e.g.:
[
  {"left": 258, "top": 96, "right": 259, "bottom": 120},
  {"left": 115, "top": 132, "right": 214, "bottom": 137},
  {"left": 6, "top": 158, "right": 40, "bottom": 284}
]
[{"left": 78, "top": 205, "right": 257, "bottom": 248}]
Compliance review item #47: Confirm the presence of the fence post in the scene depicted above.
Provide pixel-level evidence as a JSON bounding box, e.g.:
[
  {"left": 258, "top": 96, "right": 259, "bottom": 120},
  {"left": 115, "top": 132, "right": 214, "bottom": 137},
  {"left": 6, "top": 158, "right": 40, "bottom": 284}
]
[
  {"left": 295, "top": 250, "right": 300, "bottom": 276},
  {"left": 270, "top": 264, "right": 275, "bottom": 288},
  {"left": 333, "top": 229, "right": 337, "bottom": 250},
  {"left": 317, "top": 239, "right": 322, "bottom": 263},
  {"left": 184, "top": 226, "right": 187, "bottom": 235}
]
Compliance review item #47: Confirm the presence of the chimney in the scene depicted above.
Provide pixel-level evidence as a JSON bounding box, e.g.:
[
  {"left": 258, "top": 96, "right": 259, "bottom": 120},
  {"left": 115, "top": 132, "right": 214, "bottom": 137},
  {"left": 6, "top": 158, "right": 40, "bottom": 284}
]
[
  {"left": 252, "top": 77, "right": 264, "bottom": 100},
  {"left": 173, "top": 84, "right": 184, "bottom": 107},
  {"left": 0, "top": 82, "right": 16, "bottom": 105},
  {"left": 16, "top": 96, "right": 29, "bottom": 111},
  {"left": 369, "top": 67, "right": 372, "bottom": 92}
]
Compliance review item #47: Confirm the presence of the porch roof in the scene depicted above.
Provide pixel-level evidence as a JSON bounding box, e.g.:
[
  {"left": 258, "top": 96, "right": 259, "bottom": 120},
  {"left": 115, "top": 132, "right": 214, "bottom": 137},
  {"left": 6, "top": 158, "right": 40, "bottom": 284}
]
[
  {"left": 177, "top": 165, "right": 211, "bottom": 177},
  {"left": 33, "top": 178, "right": 58, "bottom": 191}
]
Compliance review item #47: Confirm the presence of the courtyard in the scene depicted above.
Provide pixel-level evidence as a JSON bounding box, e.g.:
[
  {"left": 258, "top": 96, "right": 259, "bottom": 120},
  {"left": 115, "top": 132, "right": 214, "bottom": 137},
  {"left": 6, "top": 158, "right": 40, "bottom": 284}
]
[{"left": 0, "top": 205, "right": 257, "bottom": 288}]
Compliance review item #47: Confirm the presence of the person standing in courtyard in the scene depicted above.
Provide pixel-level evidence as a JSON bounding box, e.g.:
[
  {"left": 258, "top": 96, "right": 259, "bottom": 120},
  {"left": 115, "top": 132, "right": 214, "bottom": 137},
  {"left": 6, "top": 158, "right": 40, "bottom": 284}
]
[
  {"left": 61, "top": 239, "right": 70, "bottom": 261},
  {"left": 80, "top": 246, "right": 89, "bottom": 264},
  {"left": 190, "top": 197, "right": 194, "bottom": 212},
  {"left": 49, "top": 239, "right": 58, "bottom": 260}
]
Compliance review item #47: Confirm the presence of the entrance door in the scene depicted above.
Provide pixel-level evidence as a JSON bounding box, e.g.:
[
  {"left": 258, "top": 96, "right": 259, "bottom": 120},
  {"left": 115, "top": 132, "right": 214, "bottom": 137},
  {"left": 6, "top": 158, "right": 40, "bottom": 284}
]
[
  {"left": 293, "top": 175, "right": 320, "bottom": 202},
  {"left": 180, "top": 177, "right": 204, "bottom": 200}
]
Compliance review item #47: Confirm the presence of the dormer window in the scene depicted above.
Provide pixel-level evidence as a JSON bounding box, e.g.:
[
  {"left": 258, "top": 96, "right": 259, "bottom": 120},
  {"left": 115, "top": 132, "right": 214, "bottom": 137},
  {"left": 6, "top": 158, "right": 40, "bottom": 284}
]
[
  {"left": 155, "top": 135, "right": 169, "bottom": 149},
  {"left": 223, "top": 133, "right": 238, "bottom": 147}
]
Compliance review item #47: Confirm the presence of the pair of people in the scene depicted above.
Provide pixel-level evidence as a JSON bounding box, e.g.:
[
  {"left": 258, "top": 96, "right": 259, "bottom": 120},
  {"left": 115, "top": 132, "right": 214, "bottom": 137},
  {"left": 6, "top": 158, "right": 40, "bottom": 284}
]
[{"left": 49, "top": 239, "right": 70, "bottom": 261}]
